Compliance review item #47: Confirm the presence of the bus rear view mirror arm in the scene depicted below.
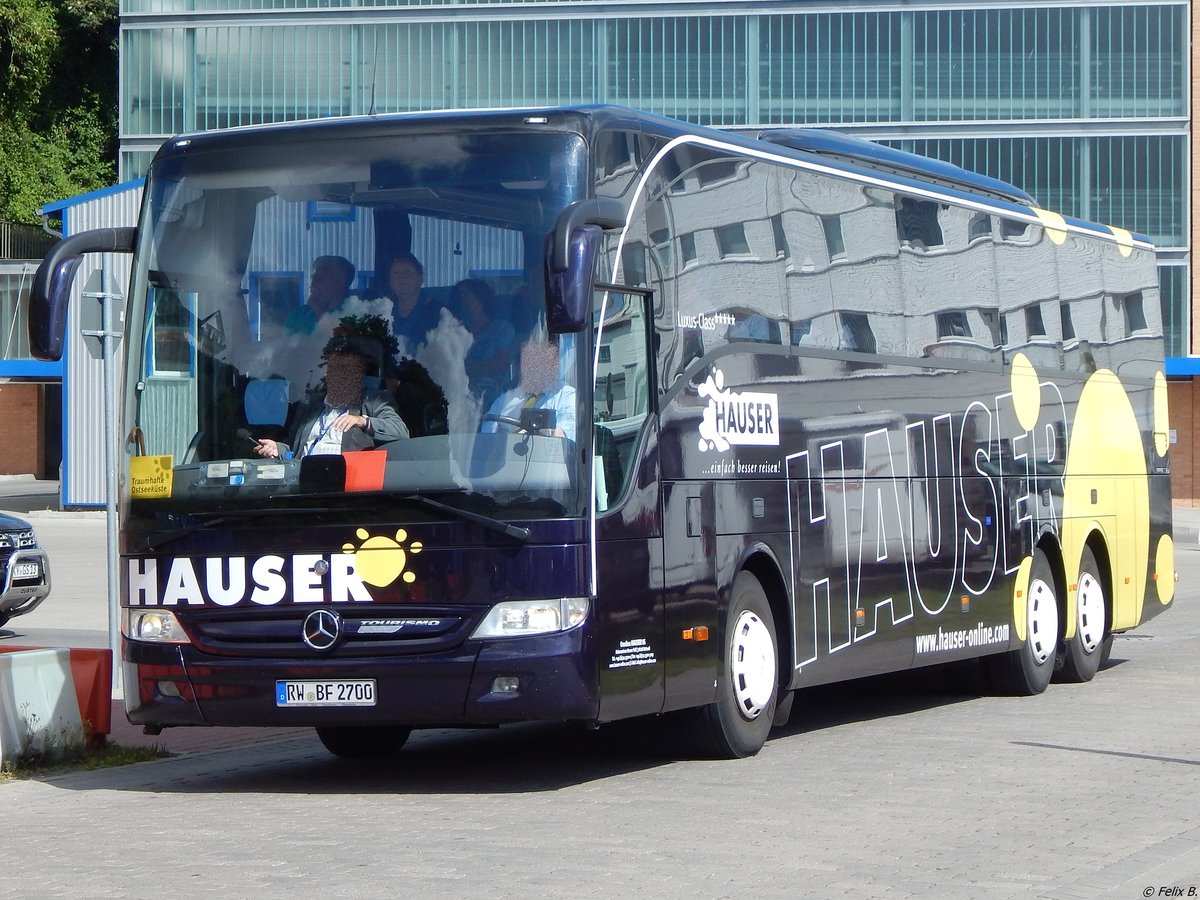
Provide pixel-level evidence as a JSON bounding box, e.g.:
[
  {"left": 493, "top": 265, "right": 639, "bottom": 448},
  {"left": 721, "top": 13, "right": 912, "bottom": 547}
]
[
  {"left": 30, "top": 226, "right": 137, "bottom": 362},
  {"left": 549, "top": 198, "right": 625, "bottom": 273}
]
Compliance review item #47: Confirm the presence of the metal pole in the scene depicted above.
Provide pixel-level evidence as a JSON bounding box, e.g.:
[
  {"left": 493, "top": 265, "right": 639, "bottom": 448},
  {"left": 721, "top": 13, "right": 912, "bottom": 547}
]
[
  {"left": 85, "top": 260, "right": 122, "bottom": 691},
  {"left": 103, "top": 261, "right": 121, "bottom": 691}
]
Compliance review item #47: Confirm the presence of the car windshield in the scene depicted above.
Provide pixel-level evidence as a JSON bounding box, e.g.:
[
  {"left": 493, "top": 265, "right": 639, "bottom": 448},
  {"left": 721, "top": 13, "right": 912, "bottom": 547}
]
[{"left": 122, "top": 126, "right": 590, "bottom": 529}]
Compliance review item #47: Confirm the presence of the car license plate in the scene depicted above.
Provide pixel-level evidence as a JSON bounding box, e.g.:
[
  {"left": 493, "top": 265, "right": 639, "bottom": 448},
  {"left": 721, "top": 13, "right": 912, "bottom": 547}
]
[
  {"left": 275, "top": 679, "right": 376, "bottom": 707},
  {"left": 11, "top": 562, "right": 40, "bottom": 580}
]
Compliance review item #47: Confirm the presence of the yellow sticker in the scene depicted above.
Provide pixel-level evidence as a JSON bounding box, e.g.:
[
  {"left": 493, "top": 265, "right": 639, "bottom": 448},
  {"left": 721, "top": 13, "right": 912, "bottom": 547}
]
[{"left": 129, "top": 455, "right": 174, "bottom": 498}]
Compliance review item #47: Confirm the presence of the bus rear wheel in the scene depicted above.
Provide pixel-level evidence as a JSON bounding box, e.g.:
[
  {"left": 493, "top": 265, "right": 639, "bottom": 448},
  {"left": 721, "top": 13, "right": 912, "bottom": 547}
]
[
  {"left": 316, "top": 725, "right": 412, "bottom": 759},
  {"left": 988, "top": 549, "right": 1059, "bottom": 696},
  {"left": 1057, "top": 546, "right": 1107, "bottom": 683},
  {"left": 689, "top": 572, "right": 778, "bottom": 759}
]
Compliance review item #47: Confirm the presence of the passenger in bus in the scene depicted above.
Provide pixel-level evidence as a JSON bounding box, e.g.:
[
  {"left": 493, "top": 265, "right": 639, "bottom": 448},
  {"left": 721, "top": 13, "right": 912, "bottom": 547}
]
[
  {"left": 285, "top": 255, "right": 357, "bottom": 334},
  {"left": 482, "top": 340, "right": 575, "bottom": 441},
  {"left": 252, "top": 331, "right": 407, "bottom": 459},
  {"left": 386, "top": 253, "right": 442, "bottom": 351},
  {"left": 455, "top": 278, "right": 516, "bottom": 409}
]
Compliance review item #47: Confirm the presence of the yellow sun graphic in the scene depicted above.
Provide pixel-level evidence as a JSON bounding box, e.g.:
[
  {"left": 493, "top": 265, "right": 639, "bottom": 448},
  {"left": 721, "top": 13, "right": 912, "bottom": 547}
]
[{"left": 342, "top": 527, "right": 423, "bottom": 587}]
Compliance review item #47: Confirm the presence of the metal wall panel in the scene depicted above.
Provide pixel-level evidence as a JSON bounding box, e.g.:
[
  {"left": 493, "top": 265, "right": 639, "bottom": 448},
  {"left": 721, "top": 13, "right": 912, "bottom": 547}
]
[{"left": 62, "top": 183, "right": 144, "bottom": 507}]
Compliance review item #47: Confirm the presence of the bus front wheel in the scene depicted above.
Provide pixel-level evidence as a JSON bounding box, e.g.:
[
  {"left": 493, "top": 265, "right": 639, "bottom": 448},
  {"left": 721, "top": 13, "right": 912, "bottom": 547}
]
[
  {"left": 989, "top": 549, "right": 1059, "bottom": 695},
  {"left": 316, "top": 725, "right": 412, "bottom": 759},
  {"left": 690, "top": 572, "right": 779, "bottom": 759}
]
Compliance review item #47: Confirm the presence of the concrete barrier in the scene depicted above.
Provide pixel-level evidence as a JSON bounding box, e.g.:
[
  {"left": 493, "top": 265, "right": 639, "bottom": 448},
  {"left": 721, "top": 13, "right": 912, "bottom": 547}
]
[{"left": 0, "top": 646, "right": 112, "bottom": 765}]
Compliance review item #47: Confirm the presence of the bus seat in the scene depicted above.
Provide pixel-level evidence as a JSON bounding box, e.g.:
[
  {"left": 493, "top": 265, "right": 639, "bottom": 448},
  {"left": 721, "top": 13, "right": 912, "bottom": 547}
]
[{"left": 244, "top": 377, "right": 290, "bottom": 426}]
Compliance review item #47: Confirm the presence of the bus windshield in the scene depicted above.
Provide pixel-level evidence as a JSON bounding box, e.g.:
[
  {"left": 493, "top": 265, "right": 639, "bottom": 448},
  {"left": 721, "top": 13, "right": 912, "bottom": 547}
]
[{"left": 122, "top": 127, "right": 590, "bottom": 530}]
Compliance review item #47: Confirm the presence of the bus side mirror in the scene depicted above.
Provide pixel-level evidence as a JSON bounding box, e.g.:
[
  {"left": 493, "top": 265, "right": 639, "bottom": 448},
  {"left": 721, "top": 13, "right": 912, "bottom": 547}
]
[
  {"left": 545, "top": 225, "right": 602, "bottom": 335},
  {"left": 30, "top": 227, "right": 136, "bottom": 361},
  {"left": 545, "top": 198, "right": 625, "bottom": 335}
]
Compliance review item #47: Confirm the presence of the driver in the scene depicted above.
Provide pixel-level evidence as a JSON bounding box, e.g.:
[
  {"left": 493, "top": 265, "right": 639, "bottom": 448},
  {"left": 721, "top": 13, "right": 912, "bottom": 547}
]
[
  {"left": 254, "top": 332, "right": 407, "bottom": 459},
  {"left": 482, "top": 340, "right": 575, "bottom": 441}
]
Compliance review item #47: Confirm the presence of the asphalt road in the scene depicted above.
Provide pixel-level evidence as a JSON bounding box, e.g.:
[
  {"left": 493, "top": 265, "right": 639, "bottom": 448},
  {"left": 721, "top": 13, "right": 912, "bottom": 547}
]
[{"left": 1, "top": 508, "right": 1198, "bottom": 899}]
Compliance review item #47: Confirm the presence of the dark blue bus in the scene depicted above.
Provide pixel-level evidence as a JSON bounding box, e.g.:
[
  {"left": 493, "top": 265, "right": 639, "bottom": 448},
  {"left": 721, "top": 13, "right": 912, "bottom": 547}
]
[{"left": 31, "top": 106, "right": 1174, "bottom": 758}]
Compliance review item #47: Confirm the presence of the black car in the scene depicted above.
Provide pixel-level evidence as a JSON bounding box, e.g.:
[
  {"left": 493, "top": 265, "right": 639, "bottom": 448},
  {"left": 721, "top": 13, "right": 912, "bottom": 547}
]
[{"left": 0, "top": 514, "right": 51, "bottom": 629}]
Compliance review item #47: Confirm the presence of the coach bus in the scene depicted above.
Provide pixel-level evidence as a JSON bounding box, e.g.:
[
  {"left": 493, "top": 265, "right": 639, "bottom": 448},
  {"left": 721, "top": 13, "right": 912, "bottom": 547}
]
[{"left": 30, "top": 106, "right": 1174, "bottom": 759}]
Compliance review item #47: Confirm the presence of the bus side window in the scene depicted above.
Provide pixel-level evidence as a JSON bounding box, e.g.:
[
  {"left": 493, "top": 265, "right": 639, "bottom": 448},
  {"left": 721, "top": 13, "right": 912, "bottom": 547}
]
[{"left": 594, "top": 290, "right": 651, "bottom": 511}]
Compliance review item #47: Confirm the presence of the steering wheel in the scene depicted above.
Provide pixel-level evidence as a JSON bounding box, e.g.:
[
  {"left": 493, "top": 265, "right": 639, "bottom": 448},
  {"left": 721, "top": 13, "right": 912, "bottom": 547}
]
[{"left": 482, "top": 413, "right": 527, "bottom": 432}]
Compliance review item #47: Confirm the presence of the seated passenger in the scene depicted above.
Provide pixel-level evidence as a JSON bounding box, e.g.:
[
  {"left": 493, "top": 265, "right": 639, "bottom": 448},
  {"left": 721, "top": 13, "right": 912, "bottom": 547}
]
[
  {"left": 286, "top": 255, "right": 356, "bottom": 334},
  {"left": 253, "top": 330, "right": 407, "bottom": 459},
  {"left": 457, "top": 278, "right": 515, "bottom": 408},
  {"left": 386, "top": 253, "right": 441, "bottom": 351},
  {"left": 482, "top": 340, "right": 575, "bottom": 441}
]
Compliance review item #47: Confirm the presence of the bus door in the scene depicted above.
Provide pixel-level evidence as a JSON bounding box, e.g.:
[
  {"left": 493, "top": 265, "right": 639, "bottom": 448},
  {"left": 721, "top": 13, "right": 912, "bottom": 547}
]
[{"left": 591, "top": 289, "right": 667, "bottom": 722}]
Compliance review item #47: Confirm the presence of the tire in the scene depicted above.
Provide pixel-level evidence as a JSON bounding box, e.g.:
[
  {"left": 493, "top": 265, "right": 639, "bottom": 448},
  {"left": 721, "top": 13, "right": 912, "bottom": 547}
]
[
  {"left": 315, "top": 724, "right": 412, "bottom": 759},
  {"left": 1057, "top": 546, "right": 1107, "bottom": 683},
  {"left": 1099, "top": 633, "right": 1115, "bottom": 668},
  {"left": 687, "top": 572, "right": 779, "bottom": 759},
  {"left": 988, "top": 549, "right": 1059, "bottom": 696}
]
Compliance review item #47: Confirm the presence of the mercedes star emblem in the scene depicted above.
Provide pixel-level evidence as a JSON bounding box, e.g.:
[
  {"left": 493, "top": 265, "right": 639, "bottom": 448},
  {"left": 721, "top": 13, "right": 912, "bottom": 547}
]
[{"left": 302, "top": 608, "right": 342, "bottom": 652}]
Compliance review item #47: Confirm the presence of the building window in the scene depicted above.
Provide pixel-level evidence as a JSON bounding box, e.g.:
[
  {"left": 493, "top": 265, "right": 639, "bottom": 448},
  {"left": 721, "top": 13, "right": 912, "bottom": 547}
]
[
  {"left": 1123, "top": 292, "right": 1148, "bottom": 332},
  {"left": 650, "top": 228, "right": 672, "bottom": 270},
  {"left": 680, "top": 232, "right": 697, "bottom": 265},
  {"left": 968, "top": 213, "right": 991, "bottom": 242},
  {"left": 771, "top": 214, "right": 790, "bottom": 260},
  {"left": 697, "top": 159, "right": 739, "bottom": 186},
  {"left": 621, "top": 242, "right": 647, "bottom": 287},
  {"left": 307, "top": 200, "right": 355, "bottom": 223},
  {"left": 896, "top": 197, "right": 943, "bottom": 249},
  {"left": 821, "top": 215, "right": 845, "bottom": 259},
  {"left": 1059, "top": 303, "right": 1076, "bottom": 341},
  {"left": 715, "top": 223, "right": 750, "bottom": 258},
  {"left": 840, "top": 312, "right": 876, "bottom": 353},
  {"left": 1025, "top": 304, "right": 1047, "bottom": 338},
  {"left": 936, "top": 311, "right": 971, "bottom": 339},
  {"left": 148, "top": 289, "right": 195, "bottom": 377}
]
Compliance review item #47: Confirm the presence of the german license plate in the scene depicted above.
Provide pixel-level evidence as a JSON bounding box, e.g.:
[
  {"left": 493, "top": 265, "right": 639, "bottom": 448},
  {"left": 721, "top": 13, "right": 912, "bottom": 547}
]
[
  {"left": 11, "top": 562, "right": 40, "bottom": 580},
  {"left": 275, "top": 679, "right": 376, "bottom": 707}
]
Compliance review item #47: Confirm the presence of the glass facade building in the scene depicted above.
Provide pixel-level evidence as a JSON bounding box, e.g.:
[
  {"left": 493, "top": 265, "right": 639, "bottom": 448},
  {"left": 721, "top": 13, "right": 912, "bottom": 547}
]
[{"left": 119, "top": 0, "right": 1190, "bottom": 354}]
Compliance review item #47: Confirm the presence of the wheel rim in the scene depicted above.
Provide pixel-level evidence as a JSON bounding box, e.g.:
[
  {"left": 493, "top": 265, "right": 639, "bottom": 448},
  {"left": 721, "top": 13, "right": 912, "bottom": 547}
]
[
  {"left": 1076, "top": 571, "right": 1105, "bottom": 654},
  {"left": 1027, "top": 575, "right": 1059, "bottom": 666},
  {"left": 730, "top": 610, "right": 776, "bottom": 720}
]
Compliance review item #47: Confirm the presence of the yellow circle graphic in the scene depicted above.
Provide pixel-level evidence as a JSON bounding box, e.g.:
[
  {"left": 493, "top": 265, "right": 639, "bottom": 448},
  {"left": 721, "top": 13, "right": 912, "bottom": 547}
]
[
  {"left": 340, "top": 528, "right": 424, "bottom": 587},
  {"left": 1033, "top": 208, "right": 1068, "bottom": 246},
  {"left": 1109, "top": 226, "right": 1134, "bottom": 258},
  {"left": 1010, "top": 352, "right": 1041, "bottom": 433},
  {"left": 1012, "top": 555, "right": 1032, "bottom": 643},
  {"left": 1154, "top": 371, "right": 1170, "bottom": 458},
  {"left": 1156, "top": 534, "right": 1175, "bottom": 606},
  {"left": 1059, "top": 370, "right": 1150, "bottom": 629}
]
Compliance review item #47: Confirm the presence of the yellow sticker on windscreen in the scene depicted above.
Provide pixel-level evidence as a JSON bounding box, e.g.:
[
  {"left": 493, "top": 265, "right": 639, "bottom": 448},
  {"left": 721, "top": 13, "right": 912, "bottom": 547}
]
[{"left": 129, "top": 455, "right": 174, "bottom": 498}]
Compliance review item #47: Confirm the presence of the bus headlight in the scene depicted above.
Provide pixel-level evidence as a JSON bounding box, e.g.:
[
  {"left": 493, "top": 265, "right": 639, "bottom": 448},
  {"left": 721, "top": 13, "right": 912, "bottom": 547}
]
[
  {"left": 124, "top": 609, "right": 192, "bottom": 644},
  {"left": 470, "top": 598, "right": 589, "bottom": 639}
]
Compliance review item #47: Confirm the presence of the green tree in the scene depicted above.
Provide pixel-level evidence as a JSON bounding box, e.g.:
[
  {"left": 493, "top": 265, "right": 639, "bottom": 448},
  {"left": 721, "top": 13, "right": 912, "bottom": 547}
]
[{"left": 0, "top": 0, "right": 117, "bottom": 226}]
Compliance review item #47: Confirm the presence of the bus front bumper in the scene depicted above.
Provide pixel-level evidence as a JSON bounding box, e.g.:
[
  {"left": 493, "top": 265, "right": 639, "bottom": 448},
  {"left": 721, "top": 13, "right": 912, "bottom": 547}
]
[{"left": 122, "top": 630, "right": 598, "bottom": 729}]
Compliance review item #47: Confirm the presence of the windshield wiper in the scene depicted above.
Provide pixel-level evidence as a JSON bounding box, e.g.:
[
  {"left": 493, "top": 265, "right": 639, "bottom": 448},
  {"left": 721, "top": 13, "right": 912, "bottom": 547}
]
[
  {"left": 401, "top": 495, "right": 530, "bottom": 543},
  {"left": 134, "top": 507, "right": 330, "bottom": 553}
]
